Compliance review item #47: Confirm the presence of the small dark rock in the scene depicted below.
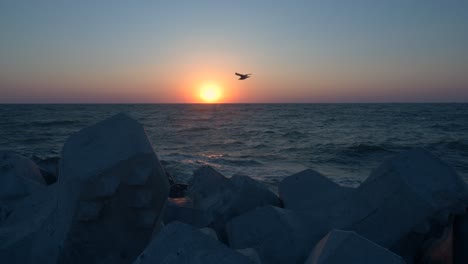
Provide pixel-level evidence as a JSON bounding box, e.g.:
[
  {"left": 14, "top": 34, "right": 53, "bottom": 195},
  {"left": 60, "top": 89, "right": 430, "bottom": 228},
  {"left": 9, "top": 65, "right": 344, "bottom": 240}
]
[
  {"left": 169, "top": 183, "right": 189, "bottom": 198},
  {"left": 40, "top": 168, "right": 57, "bottom": 185},
  {"left": 32, "top": 156, "right": 60, "bottom": 184}
]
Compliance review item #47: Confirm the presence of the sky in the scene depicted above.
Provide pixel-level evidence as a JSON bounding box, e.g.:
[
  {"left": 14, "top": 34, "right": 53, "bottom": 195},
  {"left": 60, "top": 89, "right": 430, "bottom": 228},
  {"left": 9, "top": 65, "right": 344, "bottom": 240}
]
[{"left": 1, "top": 0, "right": 467, "bottom": 103}]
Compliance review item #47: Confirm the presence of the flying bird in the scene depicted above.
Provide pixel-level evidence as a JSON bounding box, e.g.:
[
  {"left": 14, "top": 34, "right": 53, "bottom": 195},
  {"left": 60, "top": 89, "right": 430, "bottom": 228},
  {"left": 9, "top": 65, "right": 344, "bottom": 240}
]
[{"left": 235, "top": 72, "right": 252, "bottom": 80}]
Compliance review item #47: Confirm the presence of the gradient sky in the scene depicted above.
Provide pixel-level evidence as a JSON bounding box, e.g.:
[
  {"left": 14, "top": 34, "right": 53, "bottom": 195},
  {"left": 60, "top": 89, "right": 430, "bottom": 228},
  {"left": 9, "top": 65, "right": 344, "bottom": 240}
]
[{"left": 1, "top": 0, "right": 468, "bottom": 103}]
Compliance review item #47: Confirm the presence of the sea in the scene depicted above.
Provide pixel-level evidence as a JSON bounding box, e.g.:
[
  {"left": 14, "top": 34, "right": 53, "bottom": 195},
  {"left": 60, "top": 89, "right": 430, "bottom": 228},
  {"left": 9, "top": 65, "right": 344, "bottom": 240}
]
[{"left": 1, "top": 104, "right": 467, "bottom": 188}]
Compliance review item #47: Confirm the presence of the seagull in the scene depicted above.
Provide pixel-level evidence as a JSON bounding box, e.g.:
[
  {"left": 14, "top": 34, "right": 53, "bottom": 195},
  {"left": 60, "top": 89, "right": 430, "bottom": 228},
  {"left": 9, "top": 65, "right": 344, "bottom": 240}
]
[{"left": 235, "top": 72, "right": 252, "bottom": 80}]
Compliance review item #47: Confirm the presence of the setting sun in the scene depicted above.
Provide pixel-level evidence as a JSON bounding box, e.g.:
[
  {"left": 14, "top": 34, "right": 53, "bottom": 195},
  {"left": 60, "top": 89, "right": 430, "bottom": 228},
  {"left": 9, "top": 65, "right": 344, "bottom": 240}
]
[{"left": 199, "top": 84, "right": 222, "bottom": 103}]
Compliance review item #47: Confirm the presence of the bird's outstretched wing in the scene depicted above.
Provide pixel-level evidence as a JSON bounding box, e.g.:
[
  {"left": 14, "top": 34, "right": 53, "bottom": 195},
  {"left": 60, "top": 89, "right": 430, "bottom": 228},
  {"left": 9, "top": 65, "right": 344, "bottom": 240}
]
[{"left": 235, "top": 72, "right": 243, "bottom": 77}]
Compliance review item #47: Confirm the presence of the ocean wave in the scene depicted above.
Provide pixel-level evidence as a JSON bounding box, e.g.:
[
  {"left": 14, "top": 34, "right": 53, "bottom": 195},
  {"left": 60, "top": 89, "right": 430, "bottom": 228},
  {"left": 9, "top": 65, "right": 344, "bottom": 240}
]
[
  {"left": 282, "top": 131, "right": 307, "bottom": 139},
  {"left": 209, "top": 157, "right": 262, "bottom": 166},
  {"left": 339, "top": 143, "right": 395, "bottom": 157},
  {"left": 2, "top": 104, "right": 468, "bottom": 186},
  {"left": 177, "top": 126, "right": 212, "bottom": 133},
  {"left": 164, "top": 153, "right": 262, "bottom": 167},
  {"left": 428, "top": 139, "right": 468, "bottom": 151},
  {"left": 428, "top": 123, "right": 465, "bottom": 131},
  {"left": 280, "top": 146, "right": 310, "bottom": 153},
  {"left": 206, "top": 140, "right": 245, "bottom": 147},
  {"left": 165, "top": 153, "right": 194, "bottom": 159},
  {"left": 30, "top": 120, "right": 79, "bottom": 127},
  {"left": 18, "top": 138, "right": 51, "bottom": 144}
]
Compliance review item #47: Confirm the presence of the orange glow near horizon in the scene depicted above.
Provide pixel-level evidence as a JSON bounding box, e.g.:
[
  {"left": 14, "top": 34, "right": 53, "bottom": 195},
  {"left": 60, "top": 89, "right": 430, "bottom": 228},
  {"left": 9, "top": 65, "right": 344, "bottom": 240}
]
[{"left": 199, "top": 83, "right": 222, "bottom": 103}]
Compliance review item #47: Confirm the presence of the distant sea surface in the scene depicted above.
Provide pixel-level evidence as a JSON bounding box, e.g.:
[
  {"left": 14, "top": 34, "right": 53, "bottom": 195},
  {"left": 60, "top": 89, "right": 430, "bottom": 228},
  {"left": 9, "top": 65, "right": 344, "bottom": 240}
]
[{"left": 1, "top": 104, "right": 467, "bottom": 188}]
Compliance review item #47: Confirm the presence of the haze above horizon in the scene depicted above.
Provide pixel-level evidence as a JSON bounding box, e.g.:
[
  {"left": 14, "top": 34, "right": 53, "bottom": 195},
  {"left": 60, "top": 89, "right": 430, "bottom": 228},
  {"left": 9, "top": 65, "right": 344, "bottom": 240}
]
[{"left": 1, "top": 0, "right": 467, "bottom": 103}]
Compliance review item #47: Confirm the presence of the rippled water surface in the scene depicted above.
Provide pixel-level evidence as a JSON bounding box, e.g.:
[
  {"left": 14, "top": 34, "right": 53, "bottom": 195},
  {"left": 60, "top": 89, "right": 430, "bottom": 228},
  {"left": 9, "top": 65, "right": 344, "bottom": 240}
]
[{"left": 1, "top": 104, "right": 467, "bottom": 187}]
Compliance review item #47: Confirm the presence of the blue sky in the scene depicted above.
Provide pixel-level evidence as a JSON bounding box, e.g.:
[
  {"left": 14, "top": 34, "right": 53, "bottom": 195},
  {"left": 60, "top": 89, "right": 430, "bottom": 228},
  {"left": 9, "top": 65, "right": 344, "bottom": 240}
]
[{"left": 1, "top": 0, "right": 467, "bottom": 103}]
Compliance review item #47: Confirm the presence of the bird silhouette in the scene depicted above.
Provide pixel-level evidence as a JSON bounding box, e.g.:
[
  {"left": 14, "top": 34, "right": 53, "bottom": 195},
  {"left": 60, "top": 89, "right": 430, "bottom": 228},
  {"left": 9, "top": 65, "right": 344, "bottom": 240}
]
[{"left": 235, "top": 72, "right": 252, "bottom": 80}]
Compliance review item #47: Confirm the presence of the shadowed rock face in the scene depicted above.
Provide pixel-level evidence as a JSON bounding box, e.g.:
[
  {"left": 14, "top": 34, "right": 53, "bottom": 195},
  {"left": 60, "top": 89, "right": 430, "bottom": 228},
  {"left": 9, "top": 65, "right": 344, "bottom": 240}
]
[
  {"left": 0, "top": 151, "right": 46, "bottom": 223},
  {"left": 226, "top": 205, "right": 331, "bottom": 264},
  {"left": 185, "top": 166, "right": 281, "bottom": 241},
  {"left": 163, "top": 198, "right": 213, "bottom": 228},
  {"left": 331, "top": 149, "right": 468, "bottom": 250},
  {"left": 133, "top": 222, "right": 254, "bottom": 264},
  {"left": 279, "top": 169, "right": 354, "bottom": 211},
  {"left": 236, "top": 248, "right": 262, "bottom": 264},
  {"left": 58, "top": 113, "right": 170, "bottom": 264},
  {"left": 0, "top": 184, "right": 60, "bottom": 263},
  {"left": 0, "top": 151, "right": 45, "bottom": 201},
  {"left": 32, "top": 156, "right": 60, "bottom": 184},
  {"left": 454, "top": 212, "right": 468, "bottom": 264},
  {"left": 227, "top": 148, "right": 468, "bottom": 264},
  {"left": 0, "top": 113, "right": 170, "bottom": 264},
  {"left": 305, "top": 229, "right": 405, "bottom": 264}
]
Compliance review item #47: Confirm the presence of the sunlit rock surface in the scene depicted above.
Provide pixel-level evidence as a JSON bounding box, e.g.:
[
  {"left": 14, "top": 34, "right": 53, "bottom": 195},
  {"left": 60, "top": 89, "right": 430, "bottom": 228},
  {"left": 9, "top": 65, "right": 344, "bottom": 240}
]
[
  {"left": 279, "top": 169, "right": 353, "bottom": 211},
  {"left": 305, "top": 229, "right": 405, "bottom": 264},
  {"left": 133, "top": 222, "right": 254, "bottom": 264},
  {"left": 58, "top": 113, "right": 170, "bottom": 263},
  {"left": 226, "top": 205, "right": 330, "bottom": 264}
]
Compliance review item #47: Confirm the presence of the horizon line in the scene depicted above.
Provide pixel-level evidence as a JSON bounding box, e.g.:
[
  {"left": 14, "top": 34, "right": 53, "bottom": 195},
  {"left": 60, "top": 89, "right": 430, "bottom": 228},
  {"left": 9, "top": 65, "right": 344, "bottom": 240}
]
[{"left": 1, "top": 102, "right": 468, "bottom": 105}]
